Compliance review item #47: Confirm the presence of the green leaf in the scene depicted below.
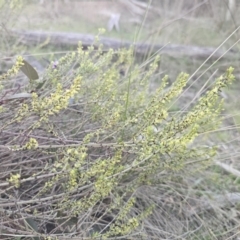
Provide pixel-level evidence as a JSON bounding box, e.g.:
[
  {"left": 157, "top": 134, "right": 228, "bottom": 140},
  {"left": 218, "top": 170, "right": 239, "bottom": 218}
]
[
  {"left": 25, "top": 218, "right": 41, "bottom": 240},
  {"left": 25, "top": 218, "right": 39, "bottom": 231},
  {"left": 35, "top": 80, "right": 46, "bottom": 90},
  {"left": 20, "top": 59, "right": 39, "bottom": 80}
]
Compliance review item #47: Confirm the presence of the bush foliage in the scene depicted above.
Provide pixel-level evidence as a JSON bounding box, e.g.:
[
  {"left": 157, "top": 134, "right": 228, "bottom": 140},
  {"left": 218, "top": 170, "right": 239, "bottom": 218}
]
[{"left": 0, "top": 36, "right": 235, "bottom": 239}]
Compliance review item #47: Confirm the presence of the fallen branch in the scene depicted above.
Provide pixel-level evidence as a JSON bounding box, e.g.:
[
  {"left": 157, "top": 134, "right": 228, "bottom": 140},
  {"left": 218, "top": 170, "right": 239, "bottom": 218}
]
[{"left": 9, "top": 30, "right": 238, "bottom": 60}]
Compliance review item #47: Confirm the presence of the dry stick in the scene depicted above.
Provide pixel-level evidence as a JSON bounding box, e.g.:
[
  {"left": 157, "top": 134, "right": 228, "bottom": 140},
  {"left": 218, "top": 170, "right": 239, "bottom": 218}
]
[
  {"left": 0, "top": 225, "right": 41, "bottom": 237},
  {"left": 0, "top": 141, "right": 130, "bottom": 150},
  {"left": 0, "top": 183, "right": 90, "bottom": 207},
  {"left": 214, "top": 160, "right": 240, "bottom": 177},
  {"left": 0, "top": 172, "right": 60, "bottom": 188}
]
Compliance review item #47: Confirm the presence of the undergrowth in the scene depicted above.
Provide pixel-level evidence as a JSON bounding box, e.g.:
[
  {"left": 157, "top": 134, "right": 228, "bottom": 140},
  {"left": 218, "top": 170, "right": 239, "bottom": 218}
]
[{"left": 0, "top": 31, "right": 236, "bottom": 239}]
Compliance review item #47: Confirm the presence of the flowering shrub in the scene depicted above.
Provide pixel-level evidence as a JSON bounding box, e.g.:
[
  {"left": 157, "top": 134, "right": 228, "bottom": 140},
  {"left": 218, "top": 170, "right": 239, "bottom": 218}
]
[{"left": 0, "top": 38, "right": 235, "bottom": 239}]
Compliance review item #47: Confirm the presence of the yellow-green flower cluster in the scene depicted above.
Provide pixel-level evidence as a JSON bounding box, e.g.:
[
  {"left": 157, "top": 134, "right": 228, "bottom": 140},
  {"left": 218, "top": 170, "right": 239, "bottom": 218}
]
[
  {"left": 8, "top": 173, "right": 21, "bottom": 188},
  {"left": 15, "top": 103, "right": 29, "bottom": 123},
  {"left": 103, "top": 198, "right": 138, "bottom": 238},
  {"left": 105, "top": 217, "right": 139, "bottom": 238},
  {"left": 31, "top": 76, "right": 81, "bottom": 121},
  {"left": 55, "top": 150, "right": 124, "bottom": 215},
  {"left": 0, "top": 56, "right": 24, "bottom": 81},
  {"left": 23, "top": 137, "right": 39, "bottom": 150}
]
